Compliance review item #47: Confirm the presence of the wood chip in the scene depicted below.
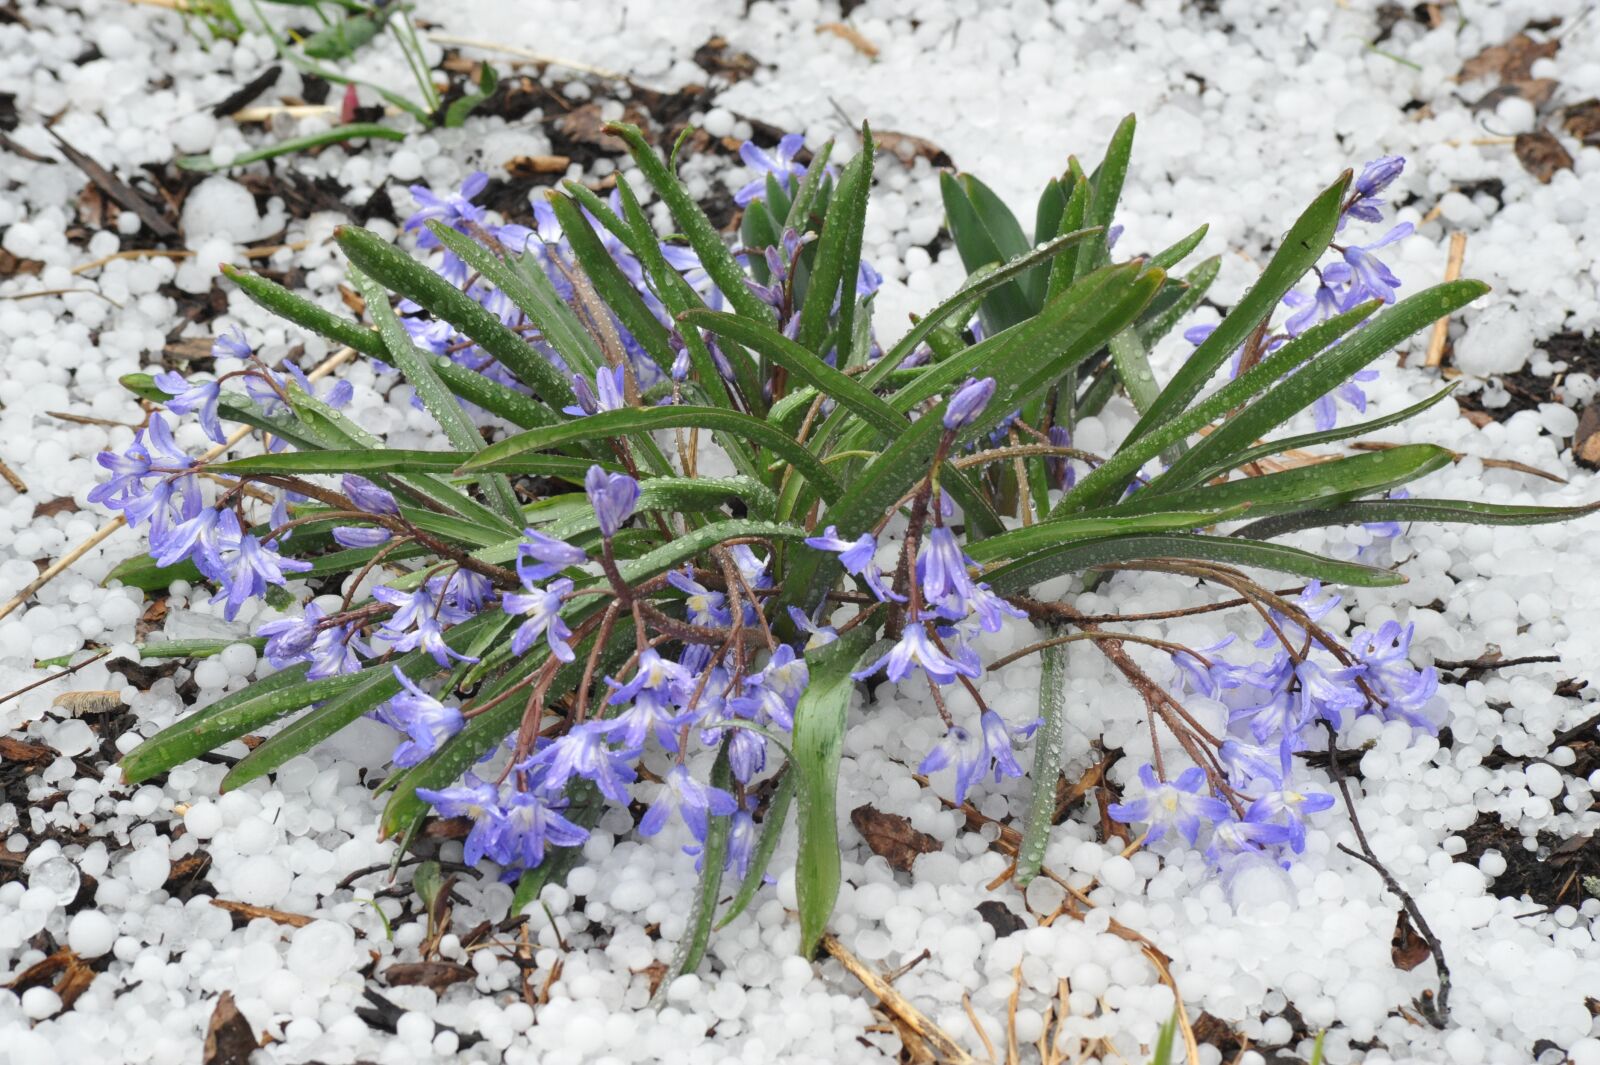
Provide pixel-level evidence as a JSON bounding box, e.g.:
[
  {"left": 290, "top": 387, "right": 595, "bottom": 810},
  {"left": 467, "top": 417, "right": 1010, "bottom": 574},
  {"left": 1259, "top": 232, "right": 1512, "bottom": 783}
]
[
  {"left": 1574, "top": 404, "right": 1600, "bottom": 470},
  {"left": 5, "top": 949, "right": 96, "bottom": 1011},
  {"left": 850, "top": 804, "right": 942, "bottom": 872},
  {"left": 506, "top": 154, "right": 571, "bottom": 178},
  {"left": 691, "top": 36, "right": 760, "bottom": 83},
  {"left": 555, "top": 101, "right": 650, "bottom": 151},
  {"left": 51, "top": 690, "right": 124, "bottom": 716},
  {"left": 32, "top": 495, "right": 79, "bottom": 519},
  {"left": 383, "top": 961, "right": 476, "bottom": 993},
  {"left": 203, "top": 991, "right": 262, "bottom": 1065},
  {"left": 0, "top": 735, "right": 59, "bottom": 764},
  {"left": 1514, "top": 130, "right": 1574, "bottom": 183},
  {"left": 210, "top": 898, "right": 315, "bottom": 927},
  {"left": 816, "top": 21, "right": 879, "bottom": 58}
]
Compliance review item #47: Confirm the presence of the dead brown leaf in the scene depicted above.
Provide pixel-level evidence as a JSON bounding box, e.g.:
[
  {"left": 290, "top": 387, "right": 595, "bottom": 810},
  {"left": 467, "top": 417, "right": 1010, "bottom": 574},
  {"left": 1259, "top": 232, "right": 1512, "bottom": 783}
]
[
  {"left": 31, "top": 495, "right": 79, "bottom": 520},
  {"left": 1563, "top": 99, "right": 1600, "bottom": 146},
  {"left": 817, "top": 21, "right": 879, "bottom": 58},
  {"left": 692, "top": 36, "right": 760, "bottom": 83},
  {"left": 338, "top": 283, "right": 366, "bottom": 317},
  {"left": 638, "top": 959, "right": 669, "bottom": 997},
  {"left": 1576, "top": 404, "right": 1600, "bottom": 470},
  {"left": 506, "top": 154, "right": 571, "bottom": 178},
  {"left": 210, "top": 898, "right": 314, "bottom": 927},
  {"left": 383, "top": 961, "right": 476, "bottom": 994},
  {"left": 1514, "top": 130, "right": 1574, "bottom": 183},
  {"left": 556, "top": 102, "right": 651, "bottom": 151},
  {"left": 5, "top": 949, "right": 96, "bottom": 1012},
  {"left": 1459, "top": 32, "right": 1558, "bottom": 84},
  {"left": 850, "top": 804, "right": 941, "bottom": 872},
  {"left": 875, "top": 129, "right": 952, "bottom": 169},
  {"left": 0, "top": 248, "right": 43, "bottom": 277},
  {"left": 203, "top": 991, "right": 261, "bottom": 1065},
  {"left": 1391, "top": 908, "right": 1432, "bottom": 971}
]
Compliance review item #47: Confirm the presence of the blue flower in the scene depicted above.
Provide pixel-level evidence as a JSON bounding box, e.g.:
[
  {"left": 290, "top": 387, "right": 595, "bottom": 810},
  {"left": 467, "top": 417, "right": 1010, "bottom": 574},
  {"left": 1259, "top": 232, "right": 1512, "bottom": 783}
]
[
  {"left": 212, "top": 327, "right": 253, "bottom": 362},
  {"left": 405, "top": 172, "right": 488, "bottom": 247},
  {"left": 416, "top": 774, "right": 504, "bottom": 866},
  {"left": 516, "top": 528, "right": 587, "bottom": 584},
  {"left": 787, "top": 605, "right": 838, "bottom": 651},
  {"left": 734, "top": 133, "right": 808, "bottom": 206},
  {"left": 527, "top": 722, "right": 637, "bottom": 803},
  {"left": 607, "top": 648, "right": 692, "bottom": 705},
  {"left": 306, "top": 623, "right": 368, "bottom": 679},
  {"left": 1342, "top": 155, "right": 1405, "bottom": 228},
  {"left": 585, "top": 465, "right": 639, "bottom": 539},
  {"left": 667, "top": 567, "right": 731, "bottom": 627},
  {"left": 943, "top": 377, "right": 996, "bottom": 431},
  {"left": 341, "top": 474, "right": 398, "bottom": 515},
  {"left": 639, "top": 764, "right": 737, "bottom": 839},
  {"left": 1205, "top": 814, "right": 1293, "bottom": 865},
  {"left": 919, "top": 725, "right": 986, "bottom": 805},
  {"left": 601, "top": 687, "right": 699, "bottom": 753},
  {"left": 1046, "top": 425, "right": 1076, "bottom": 490},
  {"left": 853, "top": 619, "right": 980, "bottom": 685},
  {"left": 503, "top": 578, "right": 575, "bottom": 661},
  {"left": 1292, "top": 657, "right": 1367, "bottom": 730},
  {"left": 564, "top": 365, "right": 628, "bottom": 417},
  {"left": 1341, "top": 222, "right": 1412, "bottom": 305},
  {"left": 257, "top": 602, "right": 325, "bottom": 669},
  {"left": 373, "top": 582, "right": 476, "bottom": 666},
  {"left": 383, "top": 666, "right": 465, "bottom": 767},
  {"left": 488, "top": 790, "right": 591, "bottom": 870},
  {"left": 1107, "top": 764, "right": 1231, "bottom": 846},
  {"left": 332, "top": 526, "right": 391, "bottom": 549},
  {"left": 1242, "top": 785, "right": 1335, "bottom": 852},
  {"left": 1350, "top": 621, "right": 1440, "bottom": 729},
  {"left": 152, "top": 371, "right": 226, "bottom": 444},
  {"left": 207, "top": 510, "right": 313, "bottom": 621},
  {"left": 805, "top": 525, "right": 904, "bottom": 603}
]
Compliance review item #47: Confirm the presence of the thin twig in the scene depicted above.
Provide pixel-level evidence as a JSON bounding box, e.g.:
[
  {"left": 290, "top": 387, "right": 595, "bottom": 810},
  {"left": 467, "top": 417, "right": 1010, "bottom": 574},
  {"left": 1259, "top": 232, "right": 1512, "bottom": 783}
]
[
  {"left": 822, "top": 933, "right": 978, "bottom": 1065},
  {"left": 1323, "top": 722, "right": 1450, "bottom": 1026},
  {"left": 1422, "top": 231, "right": 1467, "bottom": 369}
]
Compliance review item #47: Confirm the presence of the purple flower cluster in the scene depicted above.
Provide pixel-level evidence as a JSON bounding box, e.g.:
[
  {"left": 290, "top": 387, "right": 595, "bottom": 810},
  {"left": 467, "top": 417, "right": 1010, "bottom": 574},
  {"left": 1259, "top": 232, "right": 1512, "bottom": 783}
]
[{"left": 1109, "top": 581, "right": 1442, "bottom": 872}]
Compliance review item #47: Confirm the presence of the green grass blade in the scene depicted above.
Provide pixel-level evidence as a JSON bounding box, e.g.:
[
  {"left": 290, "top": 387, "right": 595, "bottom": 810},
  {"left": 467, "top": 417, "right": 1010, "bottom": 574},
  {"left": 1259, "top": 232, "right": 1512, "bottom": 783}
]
[
  {"left": 795, "top": 126, "right": 873, "bottom": 356},
  {"left": 1016, "top": 634, "right": 1067, "bottom": 888},
  {"left": 1233, "top": 497, "right": 1600, "bottom": 540},
  {"left": 176, "top": 123, "right": 404, "bottom": 172},
  {"left": 715, "top": 767, "right": 795, "bottom": 929}
]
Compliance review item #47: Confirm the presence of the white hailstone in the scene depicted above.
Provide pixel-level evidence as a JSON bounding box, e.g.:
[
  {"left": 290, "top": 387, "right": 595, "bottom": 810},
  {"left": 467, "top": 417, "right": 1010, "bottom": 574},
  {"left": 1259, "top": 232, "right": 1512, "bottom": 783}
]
[
  {"left": 396, "top": 1011, "right": 434, "bottom": 1046},
  {"left": 1454, "top": 304, "right": 1537, "bottom": 377},
  {"left": 233, "top": 854, "right": 292, "bottom": 907},
  {"left": 127, "top": 846, "right": 170, "bottom": 893},
  {"left": 51, "top": 718, "right": 96, "bottom": 757},
  {"left": 183, "top": 801, "right": 223, "bottom": 839},
  {"left": 180, "top": 177, "right": 268, "bottom": 246},
  {"left": 21, "top": 985, "right": 62, "bottom": 1020},
  {"left": 30, "top": 856, "right": 80, "bottom": 904},
  {"left": 218, "top": 642, "right": 257, "bottom": 677},
  {"left": 1525, "top": 762, "right": 1564, "bottom": 799}
]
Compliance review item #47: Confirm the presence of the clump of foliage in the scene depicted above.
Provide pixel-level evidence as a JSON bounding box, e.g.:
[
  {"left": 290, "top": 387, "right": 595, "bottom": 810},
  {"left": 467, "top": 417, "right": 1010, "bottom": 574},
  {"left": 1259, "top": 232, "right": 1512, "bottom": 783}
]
[{"left": 96, "top": 117, "right": 1587, "bottom": 985}]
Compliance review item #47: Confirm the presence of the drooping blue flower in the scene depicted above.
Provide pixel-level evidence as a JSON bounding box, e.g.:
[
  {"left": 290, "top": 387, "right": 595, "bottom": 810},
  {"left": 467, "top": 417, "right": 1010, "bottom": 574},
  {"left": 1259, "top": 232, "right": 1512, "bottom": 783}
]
[
  {"left": 373, "top": 582, "right": 476, "bottom": 666},
  {"left": 734, "top": 134, "right": 808, "bottom": 206},
  {"left": 207, "top": 510, "right": 313, "bottom": 621},
  {"left": 1292, "top": 657, "right": 1368, "bottom": 731},
  {"left": 787, "top": 605, "right": 838, "bottom": 651},
  {"left": 1342, "top": 155, "right": 1405, "bottom": 228},
  {"left": 1242, "top": 785, "right": 1335, "bottom": 852},
  {"left": 306, "top": 623, "right": 368, "bottom": 679},
  {"left": 488, "top": 790, "right": 591, "bottom": 870},
  {"left": 601, "top": 687, "right": 699, "bottom": 753},
  {"left": 332, "top": 526, "right": 392, "bottom": 549},
  {"left": 212, "top": 327, "right": 254, "bottom": 362},
  {"left": 1341, "top": 222, "right": 1413, "bottom": 305},
  {"left": 978, "top": 709, "right": 1037, "bottom": 785},
  {"left": 607, "top": 648, "right": 692, "bottom": 705},
  {"left": 585, "top": 465, "right": 639, "bottom": 539},
  {"left": 152, "top": 371, "right": 226, "bottom": 444},
  {"left": 1205, "top": 814, "right": 1294, "bottom": 866},
  {"left": 919, "top": 725, "right": 986, "bottom": 805},
  {"left": 1046, "top": 425, "right": 1076, "bottom": 491},
  {"left": 405, "top": 171, "right": 488, "bottom": 248},
  {"left": 416, "top": 774, "right": 504, "bottom": 866},
  {"left": 728, "top": 545, "right": 772, "bottom": 590},
  {"left": 1107, "top": 764, "right": 1231, "bottom": 846},
  {"left": 805, "top": 525, "right": 904, "bottom": 603},
  {"left": 1282, "top": 262, "right": 1355, "bottom": 337},
  {"left": 564, "top": 365, "right": 628, "bottom": 417},
  {"left": 89, "top": 414, "right": 203, "bottom": 539},
  {"left": 854, "top": 620, "right": 980, "bottom": 685},
  {"left": 1309, "top": 367, "right": 1379, "bottom": 431},
  {"left": 729, "top": 644, "right": 809, "bottom": 731},
  {"left": 943, "top": 377, "right": 997, "bottom": 431},
  {"left": 503, "top": 578, "right": 575, "bottom": 661},
  {"left": 341, "top": 474, "right": 398, "bottom": 515},
  {"left": 527, "top": 721, "right": 637, "bottom": 803},
  {"left": 1350, "top": 621, "right": 1440, "bottom": 730},
  {"left": 667, "top": 567, "right": 732, "bottom": 627},
  {"left": 516, "top": 528, "right": 587, "bottom": 584},
  {"left": 257, "top": 602, "right": 325, "bottom": 669},
  {"left": 639, "top": 764, "right": 737, "bottom": 839},
  {"left": 383, "top": 666, "right": 465, "bottom": 767}
]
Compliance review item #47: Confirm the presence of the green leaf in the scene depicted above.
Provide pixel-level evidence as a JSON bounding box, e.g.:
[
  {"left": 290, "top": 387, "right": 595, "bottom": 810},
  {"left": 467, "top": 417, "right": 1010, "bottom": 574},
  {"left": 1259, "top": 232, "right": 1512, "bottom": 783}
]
[
  {"left": 964, "top": 506, "right": 1253, "bottom": 565},
  {"left": 1148, "top": 223, "right": 1208, "bottom": 271},
  {"left": 176, "top": 123, "right": 405, "bottom": 172},
  {"left": 1156, "top": 280, "right": 1488, "bottom": 490},
  {"left": 1016, "top": 634, "right": 1067, "bottom": 887},
  {"left": 222, "top": 266, "right": 563, "bottom": 431},
  {"left": 783, "top": 142, "right": 835, "bottom": 231},
  {"left": 139, "top": 637, "right": 267, "bottom": 660},
  {"left": 443, "top": 62, "right": 498, "bottom": 128},
  {"left": 1057, "top": 298, "right": 1381, "bottom": 514},
  {"left": 120, "top": 373, "right": 327, "bottom": 452},
  {"left": 349, "top": 266, "right": 522, "bottom": 525},
  {"left": 792, "top": 631, "right": 874, "bottom": 956},
  {"left": 1108, "top": 446, "right": 1454, "bottom": 522},
  {"left": 335, "top": 225, "right": 577, "bottom": 409},
  {"left": 1136, "top": 255, "right": 1220, "bottom": 349},
  {"left": 1233, "top": 496, "right": 1600, "bottom": 540},
  {"left": 1109, "top": 327, "right": 1160, "bottom": 416},
  {"left": 1121, "top": 171, "right": 1351, "bottom": 450},
  {"left": 301, "top": 10, "right": 384, "bottom": 58},
  {"left": 464, "top": 406, "right": 843, "bottom": 503},
  {"left": 1077, "top": 114, "right": 1136, "bottom": 278},
  {"left": 941, "top": 171, "right": 1034, "bottom": 333},
  {"left": 428, "top": 220, "right": 603, "bottom": 378},
  {"left": 656, "top": 743, "right": 734, "bottom": 991},
  {"left": 1046, "top": 170, "right": 1091, "bottom": 301},
  {"left": 715, "top": 767, "right": 795, "bottom": 929},
  {"left": 605, "top": 122, "right": 776, "bottom": 326},
  {"left": 795, "top": 126, "right": 873, "bottom": 356},
  {"left": 983, "top": 533, "right": 1406, "bottom": 593},
  {"left": 1199, "top": 384, "right": 1458, "bottom": 475}
]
